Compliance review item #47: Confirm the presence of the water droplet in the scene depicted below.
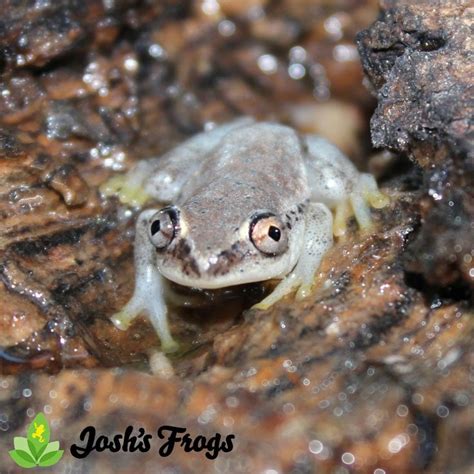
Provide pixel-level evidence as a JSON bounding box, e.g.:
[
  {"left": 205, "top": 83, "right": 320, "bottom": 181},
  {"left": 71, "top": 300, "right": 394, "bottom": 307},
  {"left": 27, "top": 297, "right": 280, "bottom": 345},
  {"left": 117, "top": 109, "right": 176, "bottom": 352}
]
[
  {"left": 123, "top": 57, "right": 138, "bottom": 72},
  {"left": 324, "top": 16, "right": 343, "bottom": 40},
  {"left": 333, "top": 44, "right": 358, "bottom": 62},
  {"left": 412, "top": 393, "right": 424, "bottom": 405},
  {"left": 289, "top": 46, "right": 307, "bottom": 63},
  {"left": 148, "top": 44, "right": 167, "bottom": 59},
  {"left": 225, "top": 396, "right": 239, "bottom": 408},
  {"left": 218, "top": 20, "right": 236, "bottom": 37},
  {"left": 22, "top": 388, "right": 32, "bottom": 398},
  {"left": 436, "top": 405, "right": 449, "bottom": 418},
  {"left": 258, "top": 54, "right": 278, "bottom": 74},
  {"left": 341, "top": 452, "right": 355, "bottom": 465},
  {"left": 308, "top": 439, "right": 323, "bottom": 454},
  {"left": 397, "top": 404, "right": 409, "bottom": 417},
  {"left": 288, "top": 63, "right": 306, "bottom": 80},
  {"left": 201, "top": 0, "right": 220, "bottom": 16},
  {"left": 319, "top": 399, "right": 330, "bottom": 409}
]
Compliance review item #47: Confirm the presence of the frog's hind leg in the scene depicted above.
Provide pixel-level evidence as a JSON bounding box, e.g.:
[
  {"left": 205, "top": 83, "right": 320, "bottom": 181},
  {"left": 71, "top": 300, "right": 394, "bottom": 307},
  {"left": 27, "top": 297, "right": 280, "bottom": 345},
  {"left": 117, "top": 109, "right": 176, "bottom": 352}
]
[
  {"left": 303, "top": 135, "right": 389, "bottom": 238},
  {"left": 333, "top": 174, "right": 388, "bottom": 237},
  {"left": 110, "top": 210, "right": 179, "bottom": 353},
  {"left": 254, "top": 203, "right": 333, "bottom": 310}
]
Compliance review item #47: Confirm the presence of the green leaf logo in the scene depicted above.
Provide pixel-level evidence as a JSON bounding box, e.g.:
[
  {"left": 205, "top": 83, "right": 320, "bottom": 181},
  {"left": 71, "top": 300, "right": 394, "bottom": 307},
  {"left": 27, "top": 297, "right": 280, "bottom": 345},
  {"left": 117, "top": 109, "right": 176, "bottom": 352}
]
[{"left": 9, "top": 412, "right": 64, "bottom": 468}]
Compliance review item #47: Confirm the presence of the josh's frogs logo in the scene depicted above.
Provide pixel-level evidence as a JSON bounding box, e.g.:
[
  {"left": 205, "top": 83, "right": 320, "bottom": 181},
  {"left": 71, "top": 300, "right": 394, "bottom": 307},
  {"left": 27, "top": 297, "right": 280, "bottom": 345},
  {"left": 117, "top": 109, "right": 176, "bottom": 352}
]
[{"left": 9, "top": 412, "right": 64, "bottom": 468}]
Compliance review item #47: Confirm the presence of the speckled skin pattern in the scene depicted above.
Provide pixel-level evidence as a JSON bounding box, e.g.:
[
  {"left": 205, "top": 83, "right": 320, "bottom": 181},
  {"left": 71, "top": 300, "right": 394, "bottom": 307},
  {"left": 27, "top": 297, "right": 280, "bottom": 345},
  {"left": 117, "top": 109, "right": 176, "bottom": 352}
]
[{"left": 103, "top": 119, "right": 387, "bottom": 351}]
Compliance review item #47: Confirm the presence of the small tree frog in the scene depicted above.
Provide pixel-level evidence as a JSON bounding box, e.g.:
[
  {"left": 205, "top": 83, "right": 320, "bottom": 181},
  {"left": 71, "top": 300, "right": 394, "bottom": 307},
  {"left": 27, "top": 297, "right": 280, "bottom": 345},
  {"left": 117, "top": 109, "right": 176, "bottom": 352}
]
[{"left": 102, "top": 119, "right": 388, "bottom": 352}]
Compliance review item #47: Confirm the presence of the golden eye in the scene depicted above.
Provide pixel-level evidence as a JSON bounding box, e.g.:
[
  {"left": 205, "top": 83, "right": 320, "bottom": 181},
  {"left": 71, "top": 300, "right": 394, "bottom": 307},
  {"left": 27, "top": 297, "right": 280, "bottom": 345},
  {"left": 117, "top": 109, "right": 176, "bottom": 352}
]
[
  {"left": 148, "top": 207, "right": 179, "bottom": 249},
  {"left": 249, "top": 213, "right": 288, "bottom": 255}
]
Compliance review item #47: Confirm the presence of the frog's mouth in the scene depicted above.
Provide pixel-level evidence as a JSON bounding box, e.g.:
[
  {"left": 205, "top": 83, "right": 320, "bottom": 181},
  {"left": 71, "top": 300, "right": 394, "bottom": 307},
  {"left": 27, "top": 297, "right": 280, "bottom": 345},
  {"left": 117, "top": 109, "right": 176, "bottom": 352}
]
[
  {"left": 158, "top": 266, "right": 282, "bottom": 290},
  {"left": 158, "top": 249, "right": 294, "bottom": 290}
]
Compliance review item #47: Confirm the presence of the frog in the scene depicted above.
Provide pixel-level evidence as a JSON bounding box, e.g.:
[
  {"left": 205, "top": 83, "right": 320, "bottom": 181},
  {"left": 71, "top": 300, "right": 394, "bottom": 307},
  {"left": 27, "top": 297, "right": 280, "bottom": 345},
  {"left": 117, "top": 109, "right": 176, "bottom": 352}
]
[{"left": 102, "top": 118, "right": 388, "bottom": 352}]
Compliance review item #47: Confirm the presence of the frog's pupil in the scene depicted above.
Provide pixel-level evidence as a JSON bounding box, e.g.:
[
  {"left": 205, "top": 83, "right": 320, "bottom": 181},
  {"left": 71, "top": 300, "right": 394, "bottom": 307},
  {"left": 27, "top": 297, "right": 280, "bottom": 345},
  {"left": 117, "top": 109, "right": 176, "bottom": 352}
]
[
  {"left": 268, "top": 226, "right": 281, "bottom": 241},
  {"left": 151, "top": 220, "right": 161, "bottom": 235}
]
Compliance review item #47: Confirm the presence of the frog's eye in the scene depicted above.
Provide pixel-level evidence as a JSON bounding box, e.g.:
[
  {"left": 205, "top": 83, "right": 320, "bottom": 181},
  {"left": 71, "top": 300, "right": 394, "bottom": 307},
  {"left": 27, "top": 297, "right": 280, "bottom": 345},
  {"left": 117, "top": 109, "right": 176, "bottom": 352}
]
[
  {"left": 249, "top": 213, "right": 288, "bottom": 256},
  {"left": 148, "top": 207, "right": 179, "bottom": 249}
]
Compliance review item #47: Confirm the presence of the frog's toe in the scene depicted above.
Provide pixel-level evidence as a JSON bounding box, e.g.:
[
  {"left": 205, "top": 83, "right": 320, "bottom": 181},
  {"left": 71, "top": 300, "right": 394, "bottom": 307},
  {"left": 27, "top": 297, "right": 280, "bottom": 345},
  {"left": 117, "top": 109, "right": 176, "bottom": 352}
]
[
  {"left": 101, "top": 174, "right": 125, "bottom": 195},
  {"left": 354, "top": 174, "right": 389, "bottom": 230},
  {"left": 335, "top": 174, "right": 389, "bottom": 235},
  {"left": 252, "top": 299, "right": 273, "bottom": 311},
  {"left": 110, "top": 307, "right": 136, "bottom": 331},
  {"left": 350, "top": 192, "right": 373, "bottom": 230},
  {"left": 253, "top": 274, "right": 302, "bottom": 310},
  {"left": 295, "top": 281, "right": 313, "bottom": 301},
  {"left": 160, "top": 338, "right": 180, "bottom": 354},
  {"left": 101, "top": 175, "right": 151, "bottom": 207},
  {"left": 366, "top": 189, "right": 390, "bottom": 209},
  {"left": 119, "top": 186, "right": 150, "bottom": 207},
  {"left": 333, "top": 200, "right": 351, "bottom": 237},
  {"left": 253, "top": 294, "right": 271, "bottom": 310},
  {"left": 100, "top": 162, "right": 155, "bottom": 206},
  {"left": 359, "top": 173, "right": 389, "bottom": 209},
  {"left": 334, "top": 193, "right": 373, "bottom": 236},
  {"left": 254, "top": 278, "right": 314, "bottom": 309},
  {"left": 101, "top": 175, "right": 128, "bottom": 200}
]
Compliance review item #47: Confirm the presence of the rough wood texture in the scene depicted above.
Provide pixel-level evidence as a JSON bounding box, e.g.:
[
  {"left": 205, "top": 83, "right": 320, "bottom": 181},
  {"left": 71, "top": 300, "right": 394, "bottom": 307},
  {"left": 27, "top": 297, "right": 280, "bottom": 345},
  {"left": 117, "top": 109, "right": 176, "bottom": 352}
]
[{"left": 357, "top": 0, "right": 474, "bottom": 291}]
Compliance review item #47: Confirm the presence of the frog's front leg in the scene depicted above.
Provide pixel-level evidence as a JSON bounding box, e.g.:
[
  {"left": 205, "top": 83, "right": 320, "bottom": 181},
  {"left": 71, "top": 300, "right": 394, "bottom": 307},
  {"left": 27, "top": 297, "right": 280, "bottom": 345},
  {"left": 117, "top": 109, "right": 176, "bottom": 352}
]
[
  {"left": 111, "top": 209, "right": 179, "bottom": 353},
  {"left": 254, "top": 203, "right": 333, "bottom": 310}
]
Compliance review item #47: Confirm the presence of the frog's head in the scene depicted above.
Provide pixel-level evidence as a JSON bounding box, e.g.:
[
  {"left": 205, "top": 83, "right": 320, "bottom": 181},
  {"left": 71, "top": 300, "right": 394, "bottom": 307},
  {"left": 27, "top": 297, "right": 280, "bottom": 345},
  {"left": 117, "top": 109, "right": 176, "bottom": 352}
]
[{"left": 146, "top": 197, "right": 304, "bottom": 289}]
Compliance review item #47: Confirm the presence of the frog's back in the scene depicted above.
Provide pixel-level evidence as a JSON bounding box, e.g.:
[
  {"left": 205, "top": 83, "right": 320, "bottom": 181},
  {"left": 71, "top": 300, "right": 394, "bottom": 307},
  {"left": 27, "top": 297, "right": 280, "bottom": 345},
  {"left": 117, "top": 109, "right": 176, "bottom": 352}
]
[{"left": 177, "top": 122, "right": 309, "bottom": 212}]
